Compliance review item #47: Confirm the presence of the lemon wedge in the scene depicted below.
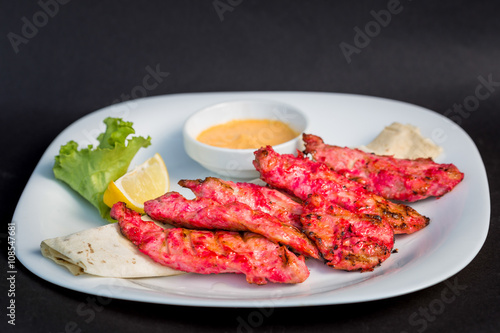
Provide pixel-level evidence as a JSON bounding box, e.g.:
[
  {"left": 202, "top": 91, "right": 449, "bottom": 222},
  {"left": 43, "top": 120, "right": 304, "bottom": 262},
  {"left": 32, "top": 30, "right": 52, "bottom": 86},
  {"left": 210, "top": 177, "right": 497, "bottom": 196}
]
[{"left": 103, "top": 153, "right": 169, "bottom": 214}]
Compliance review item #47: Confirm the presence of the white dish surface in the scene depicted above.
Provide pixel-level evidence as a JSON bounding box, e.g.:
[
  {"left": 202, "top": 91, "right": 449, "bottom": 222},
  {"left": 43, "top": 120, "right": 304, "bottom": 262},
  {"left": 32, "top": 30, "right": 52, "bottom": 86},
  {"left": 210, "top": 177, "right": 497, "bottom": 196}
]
[{"left": 14, "top": 91, "right": 490, "bottom": 307}]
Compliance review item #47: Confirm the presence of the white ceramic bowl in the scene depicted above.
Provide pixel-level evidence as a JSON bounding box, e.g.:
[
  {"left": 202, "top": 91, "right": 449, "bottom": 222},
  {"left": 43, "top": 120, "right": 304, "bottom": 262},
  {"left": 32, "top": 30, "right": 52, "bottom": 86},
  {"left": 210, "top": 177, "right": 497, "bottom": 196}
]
[{"left": 183, "top": 99, "right": 308, "bottom": 179}]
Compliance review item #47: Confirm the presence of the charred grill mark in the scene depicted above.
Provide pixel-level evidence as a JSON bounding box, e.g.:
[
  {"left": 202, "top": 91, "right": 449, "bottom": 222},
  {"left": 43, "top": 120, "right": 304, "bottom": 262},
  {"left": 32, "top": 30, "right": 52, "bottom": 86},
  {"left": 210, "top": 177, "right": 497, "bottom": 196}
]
[
  {"left": 343, "top": 253, "right": 370, "bottom": 265},
  {"left": 279, "top": 246, "right": 290, "bottom": 267},
  {"left": 386, "top": 210, "right": 403, "bottom": 220},
  {"left": 177, "top": 178, "right": 199, "bottom": 187},
  {"left": 365, "top": 214, "right": 382, "bottom": 221},
  {"left": 404, "top": 205, "right": 415, "bottom": 215},
  {"left": 215, "top": 178, "right": 236, "bottom": 192}
]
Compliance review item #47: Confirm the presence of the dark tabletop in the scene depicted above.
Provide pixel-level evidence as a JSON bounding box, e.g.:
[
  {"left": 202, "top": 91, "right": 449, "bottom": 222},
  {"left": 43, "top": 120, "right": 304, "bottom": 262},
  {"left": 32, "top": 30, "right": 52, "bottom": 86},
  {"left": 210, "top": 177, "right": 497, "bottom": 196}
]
[{"left": 1, "top": 1, "right": 499, "bottom": 332}]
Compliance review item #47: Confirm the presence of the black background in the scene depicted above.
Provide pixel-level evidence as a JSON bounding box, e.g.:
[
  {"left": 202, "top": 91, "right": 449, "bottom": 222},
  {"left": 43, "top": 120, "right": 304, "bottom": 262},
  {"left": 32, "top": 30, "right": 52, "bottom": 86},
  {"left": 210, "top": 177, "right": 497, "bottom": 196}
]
[{"left": 1, "top": 1, "right": 499, "bottom": 332}]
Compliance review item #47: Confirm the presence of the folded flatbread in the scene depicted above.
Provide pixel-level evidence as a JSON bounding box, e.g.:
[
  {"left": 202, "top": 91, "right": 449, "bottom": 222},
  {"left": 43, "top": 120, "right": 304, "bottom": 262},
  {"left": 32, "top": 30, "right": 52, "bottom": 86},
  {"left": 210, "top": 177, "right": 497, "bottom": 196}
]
[{"left": 41, "top": 221, "right": 184, "bottom": 278}]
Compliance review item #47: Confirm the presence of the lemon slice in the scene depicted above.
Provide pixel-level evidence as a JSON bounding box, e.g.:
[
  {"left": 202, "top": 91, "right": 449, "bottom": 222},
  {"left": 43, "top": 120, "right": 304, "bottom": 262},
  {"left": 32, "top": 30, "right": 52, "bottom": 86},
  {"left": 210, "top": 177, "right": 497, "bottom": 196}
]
[{"left": 103, "top": 153, "right": 169, "bottom": 214}]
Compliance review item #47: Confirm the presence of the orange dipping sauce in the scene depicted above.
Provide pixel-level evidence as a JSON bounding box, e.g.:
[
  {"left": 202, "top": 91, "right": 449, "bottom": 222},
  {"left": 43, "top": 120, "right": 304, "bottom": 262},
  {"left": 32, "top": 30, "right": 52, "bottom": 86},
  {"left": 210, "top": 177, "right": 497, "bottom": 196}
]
[{"left": 196, "top": 119, "right": 299, "bottom": 149}]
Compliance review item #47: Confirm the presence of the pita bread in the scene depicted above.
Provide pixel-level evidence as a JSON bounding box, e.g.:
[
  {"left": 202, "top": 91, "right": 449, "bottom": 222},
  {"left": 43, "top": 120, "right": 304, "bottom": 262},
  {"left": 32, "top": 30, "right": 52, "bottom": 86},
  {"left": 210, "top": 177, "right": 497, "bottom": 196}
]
[{"left": 41, "top": 222, "right": 184, "bottom": 278}]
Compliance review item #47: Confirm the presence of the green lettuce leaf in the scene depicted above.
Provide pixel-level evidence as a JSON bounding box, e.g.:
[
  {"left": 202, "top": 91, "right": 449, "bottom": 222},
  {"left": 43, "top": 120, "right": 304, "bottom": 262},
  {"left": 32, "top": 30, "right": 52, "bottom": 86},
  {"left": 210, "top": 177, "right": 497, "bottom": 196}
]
[{"left": 53, "top": 117, "right": 151, "bottom": 221}]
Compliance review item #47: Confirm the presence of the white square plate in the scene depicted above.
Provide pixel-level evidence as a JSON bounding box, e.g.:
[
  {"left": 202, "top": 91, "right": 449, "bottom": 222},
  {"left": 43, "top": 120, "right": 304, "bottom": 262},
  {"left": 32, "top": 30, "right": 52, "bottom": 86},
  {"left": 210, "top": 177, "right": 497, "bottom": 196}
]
[{"left": 13, "top": 92, "right": 490, "bottom": 307}]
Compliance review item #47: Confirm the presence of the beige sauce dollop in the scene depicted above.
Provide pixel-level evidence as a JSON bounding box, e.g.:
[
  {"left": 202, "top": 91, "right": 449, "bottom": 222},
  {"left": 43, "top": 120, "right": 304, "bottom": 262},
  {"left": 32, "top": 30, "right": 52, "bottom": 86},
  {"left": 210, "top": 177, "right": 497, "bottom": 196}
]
[
  {"left": 197, "top": 119, "right": 298, "bottom": 149},
  {"left": 359, "top": 122, "right": 443, "bottom": 159}
]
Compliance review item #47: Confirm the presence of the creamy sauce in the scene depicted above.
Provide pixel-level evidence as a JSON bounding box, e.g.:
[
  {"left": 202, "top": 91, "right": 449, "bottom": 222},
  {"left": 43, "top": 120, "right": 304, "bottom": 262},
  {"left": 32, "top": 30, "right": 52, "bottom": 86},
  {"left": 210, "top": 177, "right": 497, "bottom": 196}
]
[
  {"left": 197, "top": 119, "right": 298, "bottom": 149},
  {"left": 359, "top": 122, "right": 443, "bottom": 159}
]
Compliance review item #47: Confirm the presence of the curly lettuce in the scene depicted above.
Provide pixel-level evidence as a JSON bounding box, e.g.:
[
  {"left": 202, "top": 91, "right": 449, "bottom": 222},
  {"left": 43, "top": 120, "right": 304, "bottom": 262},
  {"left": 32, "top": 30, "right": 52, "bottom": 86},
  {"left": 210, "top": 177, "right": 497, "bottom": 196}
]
[{"left": 53, "top": 117, "right": 151, "bottom": 220}]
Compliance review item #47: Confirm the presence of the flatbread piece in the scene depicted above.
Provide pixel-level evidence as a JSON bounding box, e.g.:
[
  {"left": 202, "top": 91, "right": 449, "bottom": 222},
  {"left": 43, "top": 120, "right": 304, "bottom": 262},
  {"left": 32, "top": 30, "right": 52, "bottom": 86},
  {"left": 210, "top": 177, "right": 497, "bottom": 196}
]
[{"left": 41, "top": 222, "right": 184, "bottom": 278}]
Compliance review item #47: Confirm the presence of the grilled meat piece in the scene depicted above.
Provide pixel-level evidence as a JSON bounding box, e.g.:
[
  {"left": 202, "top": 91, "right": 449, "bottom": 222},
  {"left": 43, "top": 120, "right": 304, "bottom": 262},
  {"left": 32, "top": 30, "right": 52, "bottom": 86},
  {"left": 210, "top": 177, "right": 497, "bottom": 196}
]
[
  {"left": 111, "top": 202, "right": 310, "bottom": 284},
  {"left": 301, "top": 194, "right": 394, "bottom": 271},
  {"left": 253, "top": 146, "right": 430, "bottom": 234},
  {"left": 303, "top": 133, "right": 464, "bottom": 202},
  {"left": 144, "top": 192, "right": 319, "bottom": 259},
  {"left": 179, "top": 177, "right": 303, "bottom": 229}
]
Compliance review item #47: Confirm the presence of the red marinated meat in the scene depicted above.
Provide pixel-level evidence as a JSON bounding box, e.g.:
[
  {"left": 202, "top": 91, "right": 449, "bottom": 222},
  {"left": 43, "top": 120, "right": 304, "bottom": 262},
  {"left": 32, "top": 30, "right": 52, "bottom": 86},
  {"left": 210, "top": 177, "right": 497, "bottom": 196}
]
[
  {"left": 179, "top": 177, "right": 303, "bottom": 229},
  {"left": 301, "top": 194, "right": 394, "bottom": 271},
  {"left": 253, "top": 146, "right": 430, "bottom": 234},
  {"left": 111, "top": 202, "right": 310, "bottom": 284},
  {"left": 303, "top": 133, "right": 464, "bottom": 202},
  {"left": 144, "top": 192, "right": 319, "bottom": 259}
]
